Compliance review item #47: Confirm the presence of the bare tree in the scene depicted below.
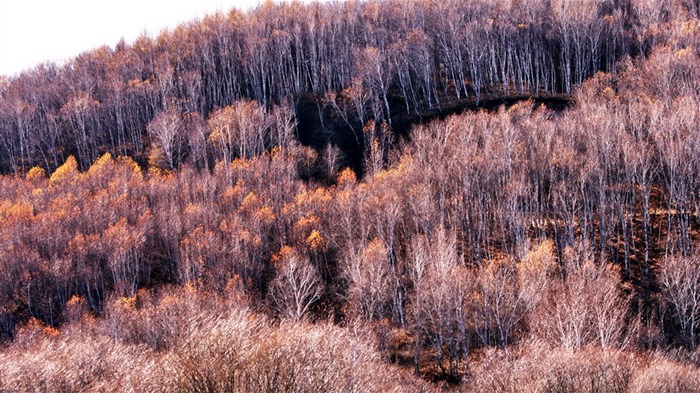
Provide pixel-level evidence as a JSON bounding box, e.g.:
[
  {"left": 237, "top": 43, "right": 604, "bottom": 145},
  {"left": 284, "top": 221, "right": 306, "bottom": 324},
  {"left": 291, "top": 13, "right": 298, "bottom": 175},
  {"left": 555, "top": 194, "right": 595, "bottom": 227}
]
[
  {"left": 408, "top": 228, "right": 470, "bottom": 377},
  {"left": 531, "top": 244, "right": 630, "bottom": 350},
  {"left": 147, "top": 108, "right": 184, "bottom": 170},
  {"left": 660, "top": 249, "right": 700, "bottom": 349},
  {"left": 269, "top": 247, "right": 323, "bottom": 321},
  {"left": 207, "top": 100, "right": 272, "bottom": 163},
  {"left": 344, "top": 238, "right": 395, "bottom": 322},
  {"left": 474, "top": 258, "right": 527, "bottom": 349}
]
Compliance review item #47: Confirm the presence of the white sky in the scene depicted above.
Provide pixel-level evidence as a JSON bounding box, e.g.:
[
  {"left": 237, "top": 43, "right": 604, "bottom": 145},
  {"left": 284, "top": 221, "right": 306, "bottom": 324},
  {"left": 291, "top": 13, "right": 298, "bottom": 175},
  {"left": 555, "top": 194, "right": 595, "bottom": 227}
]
[{"left": 0, "top": 0, "right": 292, "bottom": 77}]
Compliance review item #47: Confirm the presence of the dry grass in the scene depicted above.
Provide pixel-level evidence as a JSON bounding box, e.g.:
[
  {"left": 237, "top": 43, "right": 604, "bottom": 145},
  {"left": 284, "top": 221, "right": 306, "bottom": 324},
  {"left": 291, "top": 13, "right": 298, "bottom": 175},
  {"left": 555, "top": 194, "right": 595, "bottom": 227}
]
[
  {"left": 464, "top": 342, "right": 700, "bottom": 393},
  {"left": 0, "top": 288, "right": 432, "bottom": 393},
  {"left": 2, "top": 288, "right": 699, "bottom": 392}
]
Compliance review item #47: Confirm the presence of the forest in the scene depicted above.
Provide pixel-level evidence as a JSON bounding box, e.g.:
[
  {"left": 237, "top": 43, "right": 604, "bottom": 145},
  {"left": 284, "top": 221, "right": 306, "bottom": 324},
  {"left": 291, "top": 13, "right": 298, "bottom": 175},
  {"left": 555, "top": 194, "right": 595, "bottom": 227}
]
[{"left": 0, "top": 0, "right": 700, "bottom": 391}]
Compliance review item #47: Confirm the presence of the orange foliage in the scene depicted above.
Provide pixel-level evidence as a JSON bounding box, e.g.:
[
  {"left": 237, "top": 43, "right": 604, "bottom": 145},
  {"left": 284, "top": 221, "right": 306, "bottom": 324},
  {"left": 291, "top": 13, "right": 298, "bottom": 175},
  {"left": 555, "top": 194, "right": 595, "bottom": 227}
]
[
  {"left": 306, "top": 230, "right": 326, "bottom": 251},
  {"left": 25, "top": 166, "right": 46, "bottom": 182},
  {"left": 49, "top": 156, "right": 79, "bottom": 185}
]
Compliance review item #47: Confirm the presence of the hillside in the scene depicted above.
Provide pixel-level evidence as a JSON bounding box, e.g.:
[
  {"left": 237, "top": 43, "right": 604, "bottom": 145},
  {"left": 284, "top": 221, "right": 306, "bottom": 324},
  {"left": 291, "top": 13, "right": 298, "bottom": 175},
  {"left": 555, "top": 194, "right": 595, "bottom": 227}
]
[
  {"left": 1, "top": 0, "right": 636, "bottom": 175},
  {"left": 1, "top": 0, "right": 700, "bottom": 391}
]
